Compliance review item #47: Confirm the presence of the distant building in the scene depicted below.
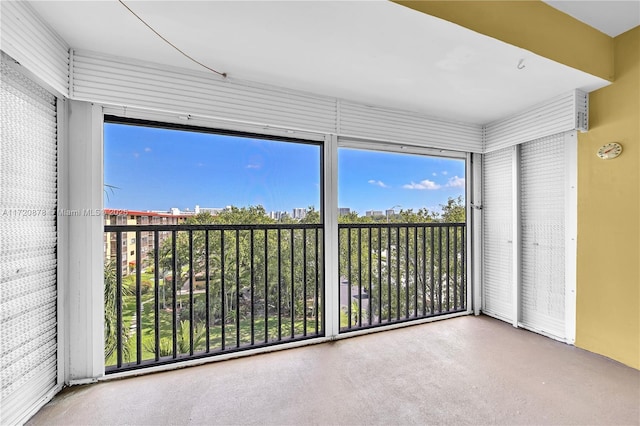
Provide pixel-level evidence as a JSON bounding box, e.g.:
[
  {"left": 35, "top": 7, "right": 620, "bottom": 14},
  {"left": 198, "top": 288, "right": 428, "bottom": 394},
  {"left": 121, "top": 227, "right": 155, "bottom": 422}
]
[
  {"left": 338, "top": 207, "right": 351, "bottom": 216},
  {"left": 386, "top": 209, "right": 396, "bottom": 218},
  {"left": 269, "top": 211, "right": 289, "bottom": 221},
  {"left": 104, "top": 209, "right": 189, "bottom": 276},
  {"left": 365, "top": 210, "right": 384, "bottom": 217},
  {"left": 292, "top": 208, "right": 307, "bottom": 220},
  {"left": 195, "top": 205, "right": 225, "bottom": 215}
]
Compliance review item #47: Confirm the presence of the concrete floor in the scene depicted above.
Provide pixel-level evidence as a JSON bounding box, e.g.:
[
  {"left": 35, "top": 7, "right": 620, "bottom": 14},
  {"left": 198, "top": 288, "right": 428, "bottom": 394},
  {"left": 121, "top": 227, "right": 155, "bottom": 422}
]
[{"left": 29, "top": 315, "right": 639, "bottom": 425}]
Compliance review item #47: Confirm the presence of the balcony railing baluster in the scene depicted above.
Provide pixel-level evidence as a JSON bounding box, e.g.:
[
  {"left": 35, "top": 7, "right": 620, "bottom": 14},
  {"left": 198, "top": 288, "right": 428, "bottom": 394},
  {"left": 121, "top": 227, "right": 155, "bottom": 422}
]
[
  {"left": 446, "top": 227, "right": 450, "bottom": 312},
  {"left": 290, "top": 228, "right": 295, "bottom": 339},
  {"left": 338, "top": 222, "right": 466, "bottom": 333},
  {"left": 303, "top": 228, "right": 307, "bottom": 337},
  {"left": 115, "top": 231, "right": 123, "bottom": 368},
  {"left": 104, "top": 221, "right": 463, "bottom": 371},
  {"left": 438, "top": 227, "right": 443, "bottom": 313},
  {"left": 368, "top": 228, "right": 372, "bottom": 326},
  {"left": 105, "top": 223, "right": 324, "bottom": 373},
  {"left": 413, "top": 226, "right": 418, "bottom": 317},
  {"left": 154, "top": 230, "right": 160, "bottom": 361},
  {"left": 189, "top": 230, "right": 194, "bottom": 356},
  {"left": 396, "top": 226, "right": 401, "bottom": 321},
  {"left": 405, "top": 226, "right": 409, "bottom": 319},
  {"left": 313, "top": 228, "right": 324, "bottom": 334},
  {"left": 172, "top": 230, "right": 178, "bottom": 358},
  {"left": 264, "top": 229, "right": 268, "bottom": 343},
  {"left": 250, "top": 229, "right": 255, "bottom": 346},
  {"left": 235, "top": 229, "right": 240, "bottom": 348},
  {"left": 136, "top": 230, "right": 142, "bottom": 364},
  {"left": 205, "top": 230, "right": 210, "bottom": 353},
  {"left": 357, "top": 228, "right": 362, "bottom": 328},
  {"left": 221, "top": 230, "right": 226, "bottom": 351},
  {"left": 277, "top": 228, "right": 282, "bottom": 342},
  {"left": 422, "top": 227, "right": 427, "bottom": 316}
]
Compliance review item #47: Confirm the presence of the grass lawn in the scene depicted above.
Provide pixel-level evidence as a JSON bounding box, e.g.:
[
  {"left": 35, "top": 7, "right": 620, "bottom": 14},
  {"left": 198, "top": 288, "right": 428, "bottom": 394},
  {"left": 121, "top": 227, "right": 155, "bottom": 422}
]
[{"left": 106, "top": 292, "right": 322, "bottom": 366}]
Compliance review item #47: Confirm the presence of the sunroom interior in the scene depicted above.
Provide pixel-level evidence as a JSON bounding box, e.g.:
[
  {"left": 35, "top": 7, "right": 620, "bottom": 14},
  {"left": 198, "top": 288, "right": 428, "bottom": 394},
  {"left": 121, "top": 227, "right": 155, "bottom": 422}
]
[{"left": 1, "top": 1, "right": 638, "bottom": 425}]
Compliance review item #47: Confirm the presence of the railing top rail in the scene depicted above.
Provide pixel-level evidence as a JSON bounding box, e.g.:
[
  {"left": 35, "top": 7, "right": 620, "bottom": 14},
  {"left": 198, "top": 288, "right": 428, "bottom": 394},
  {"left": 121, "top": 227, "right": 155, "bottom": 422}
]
[
  {"left": 104, "top": 223, "right": 323, "bottom": 232},
  {"left": 337, "top": 222, "right": 465, "bottom": 229}
]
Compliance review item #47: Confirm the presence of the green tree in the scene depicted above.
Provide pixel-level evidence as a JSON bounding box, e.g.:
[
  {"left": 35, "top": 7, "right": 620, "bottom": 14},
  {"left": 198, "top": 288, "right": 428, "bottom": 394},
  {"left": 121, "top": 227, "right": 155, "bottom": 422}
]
[
  {"left": 439, "top": 195, "right": 465, "bottom": 222},
  {"left": 300, "top": 206, "right": 321, "bottom": 224},
  {"left": 337, "top": 197, "right": 466, "bottom": 329},
  {"left": 119, "top": 198, "right": 466, "bottom": 357}
]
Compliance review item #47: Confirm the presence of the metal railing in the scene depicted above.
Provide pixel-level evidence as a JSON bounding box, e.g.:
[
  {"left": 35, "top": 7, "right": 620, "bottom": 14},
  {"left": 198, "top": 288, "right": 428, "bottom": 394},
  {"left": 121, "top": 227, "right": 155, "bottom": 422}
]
[
  {"left": 104, "top": 223, "right": 324, "bottom": 373},
  {"left": 338, "top": 223, "right": 466, "bottom": 332}
]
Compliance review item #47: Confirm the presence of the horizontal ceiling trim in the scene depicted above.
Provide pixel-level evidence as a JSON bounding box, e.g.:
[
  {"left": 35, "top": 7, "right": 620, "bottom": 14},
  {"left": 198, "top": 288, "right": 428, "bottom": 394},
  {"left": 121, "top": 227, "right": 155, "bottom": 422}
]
[{"left": 102, "top": 105, "right": 326, "bottom": 143}]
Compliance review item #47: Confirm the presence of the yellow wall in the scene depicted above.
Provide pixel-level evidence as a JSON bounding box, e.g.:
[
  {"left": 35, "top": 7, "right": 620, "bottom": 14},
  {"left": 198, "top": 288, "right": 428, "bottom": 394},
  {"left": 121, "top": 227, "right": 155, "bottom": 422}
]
[
  {"left": 576, "top": 27, "right": 639, "bottom": 369},
  {"left": 395, "top": 2, "right": 639, "bottom": 368}
]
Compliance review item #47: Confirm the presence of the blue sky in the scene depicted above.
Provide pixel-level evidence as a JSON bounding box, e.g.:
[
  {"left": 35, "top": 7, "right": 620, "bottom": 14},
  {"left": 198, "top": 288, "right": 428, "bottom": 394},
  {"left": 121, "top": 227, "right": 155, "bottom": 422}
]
[
  {"left": 338, "top": 149, "right": 465, "bottom": 215},
  {"left": 104, "top": 123, "right": 465, "bottom": 214}
]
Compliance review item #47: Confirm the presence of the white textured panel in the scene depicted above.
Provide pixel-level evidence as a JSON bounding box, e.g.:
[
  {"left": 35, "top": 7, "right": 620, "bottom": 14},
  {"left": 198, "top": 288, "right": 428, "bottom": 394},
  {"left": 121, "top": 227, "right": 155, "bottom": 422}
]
[
  {"left": 0, "top": 57, "right": 58, "bottom": 426},
  {"left": 482, "top": 147, "right": 513, "bottom": 322},
  {"left": 484, "top": 90, "right": 587, "bottom": 153},
  {"left": 0, "top": 1, "right": 69, "bottom": 97},
  {"left": 520, "top": 134, "right": 565, "bottom": 339},
  {"left": 338, "top": 101, "right": 483, "bottom": 153},
  {"left": 75, "top": 50, "right": 481, "bottom": 152},
  {"left": 72, "top": 50, "right": 337, "bottom": 134}
]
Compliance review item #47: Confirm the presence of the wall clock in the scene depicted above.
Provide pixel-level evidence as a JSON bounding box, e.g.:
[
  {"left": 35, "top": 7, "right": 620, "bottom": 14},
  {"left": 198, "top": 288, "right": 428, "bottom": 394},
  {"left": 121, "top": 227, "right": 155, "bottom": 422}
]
[{"left": 596, "top": 142, "right": 622, "bottom": 160}]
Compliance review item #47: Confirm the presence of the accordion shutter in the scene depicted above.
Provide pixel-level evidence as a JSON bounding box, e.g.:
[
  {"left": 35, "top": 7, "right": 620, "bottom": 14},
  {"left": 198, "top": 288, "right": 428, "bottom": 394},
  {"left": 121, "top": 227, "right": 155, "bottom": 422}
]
[
  {"left": 519, "top": 134, "right": 566, "bottom": 339},
  {"left": 482, "top": 147, "right": 513, "bottom": 322},
  {"left": 0, "top": 56, "right": 58, "bottom": 425}
]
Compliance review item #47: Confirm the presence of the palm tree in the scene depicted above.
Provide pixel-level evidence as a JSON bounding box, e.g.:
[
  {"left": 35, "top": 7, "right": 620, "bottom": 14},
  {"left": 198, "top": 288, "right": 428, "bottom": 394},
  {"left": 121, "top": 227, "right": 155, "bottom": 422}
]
[
  {"left": 104, "top": 260, "right": 131, "bottom": 362},
  {"left": 144, "top": 320, "right": 207, "bottom": 357}
]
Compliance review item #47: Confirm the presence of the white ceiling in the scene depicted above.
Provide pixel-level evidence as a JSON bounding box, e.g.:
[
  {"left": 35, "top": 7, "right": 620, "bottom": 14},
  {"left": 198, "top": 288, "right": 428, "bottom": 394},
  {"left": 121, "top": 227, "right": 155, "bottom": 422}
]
[
  {"left": 543, "top": 0, "right": 640, "bottom": 37},
  {"left": 29, "top": 1, "right": 615, "bottom": 124}
]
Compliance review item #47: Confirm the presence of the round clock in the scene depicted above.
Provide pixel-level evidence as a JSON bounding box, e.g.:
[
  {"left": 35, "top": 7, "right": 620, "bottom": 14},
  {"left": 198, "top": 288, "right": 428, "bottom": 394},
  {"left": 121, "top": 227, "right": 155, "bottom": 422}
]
[{"left": 596, "top": 142, "right": 622, "bottom": 160}]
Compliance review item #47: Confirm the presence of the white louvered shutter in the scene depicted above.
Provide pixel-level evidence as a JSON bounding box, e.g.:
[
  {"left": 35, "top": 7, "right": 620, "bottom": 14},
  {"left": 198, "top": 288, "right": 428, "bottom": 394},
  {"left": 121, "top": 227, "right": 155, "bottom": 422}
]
[
  {"left": 0, "top": 56, "right": 58, "bottom": 425},
  {"left": 519, "top": 135, "right": 566, "bottom": 339},
  {"left": 482, "top": 147, "right": 513, "bottom": 322}
]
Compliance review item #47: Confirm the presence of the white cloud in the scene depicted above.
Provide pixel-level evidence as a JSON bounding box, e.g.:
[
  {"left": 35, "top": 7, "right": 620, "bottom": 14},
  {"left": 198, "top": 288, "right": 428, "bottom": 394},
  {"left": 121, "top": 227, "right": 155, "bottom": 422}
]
[
  {"left": 442, "top": 171, "right": 448, "bottom": 176},
  {"left": 246, "top": 164, "right": 261, "bottom": 169},
  {"left": 132, "top": 152, "right": 140, "bottom": 158},
  {"left": 368, "top": 179, "right": 389, "bottom": 188},
  {"left": 403, "top": 179, "right": 441, "bottom": 190},
  {"left": 446, "top": 176, "right": 465, "bottom": 188},
  {"left": 432, "top": 172, "right": 437, "bottom": 177},
  {"left": 144, "top": 147, "right": 152, "bottom": 152}
]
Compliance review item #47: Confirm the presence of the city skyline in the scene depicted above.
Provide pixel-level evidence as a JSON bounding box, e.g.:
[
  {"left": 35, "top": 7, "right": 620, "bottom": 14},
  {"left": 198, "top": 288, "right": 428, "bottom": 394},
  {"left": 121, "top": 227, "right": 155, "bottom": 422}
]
[{"left": 104, "top": 123, "right": 465, "bottom": 215}]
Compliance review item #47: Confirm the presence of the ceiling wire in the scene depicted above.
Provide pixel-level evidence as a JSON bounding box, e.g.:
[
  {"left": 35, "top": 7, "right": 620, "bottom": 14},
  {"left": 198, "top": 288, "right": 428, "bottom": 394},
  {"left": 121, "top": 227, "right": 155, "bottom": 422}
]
[{"left": 118, "top": 0, "right": 227, "bottom": 78}]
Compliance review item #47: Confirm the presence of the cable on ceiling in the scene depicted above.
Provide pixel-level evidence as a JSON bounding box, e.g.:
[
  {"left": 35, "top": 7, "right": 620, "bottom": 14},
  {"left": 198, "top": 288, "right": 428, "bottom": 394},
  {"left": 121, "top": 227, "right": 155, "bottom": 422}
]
[{"left": 118, "top": 0, "right": 227, "bottom": 78}]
